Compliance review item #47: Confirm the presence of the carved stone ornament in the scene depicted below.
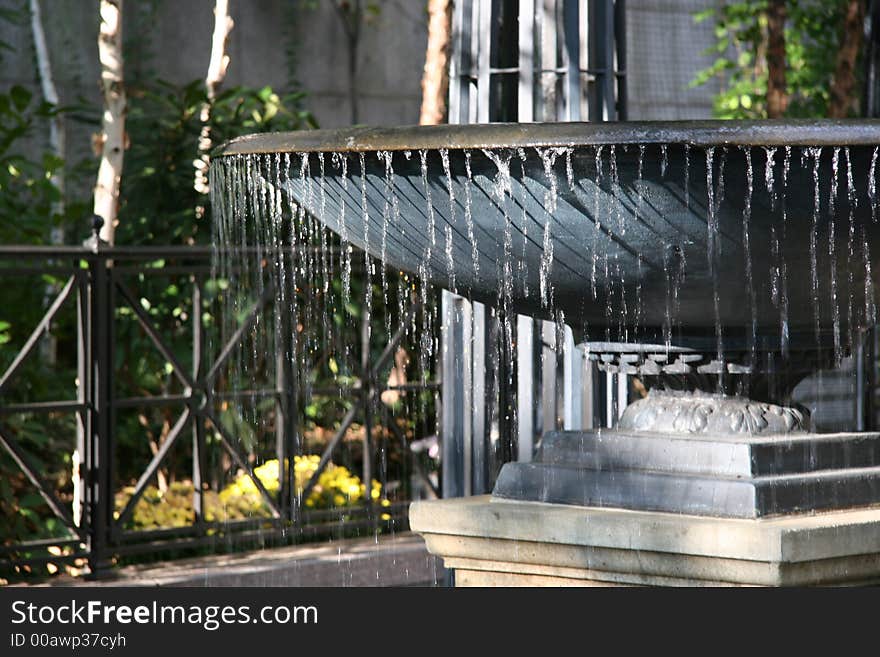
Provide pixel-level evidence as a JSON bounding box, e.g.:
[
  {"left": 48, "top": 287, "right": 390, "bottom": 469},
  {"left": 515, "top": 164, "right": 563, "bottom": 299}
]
[{"left": 618, "top": 391, "right": 808, "bottom": 436}]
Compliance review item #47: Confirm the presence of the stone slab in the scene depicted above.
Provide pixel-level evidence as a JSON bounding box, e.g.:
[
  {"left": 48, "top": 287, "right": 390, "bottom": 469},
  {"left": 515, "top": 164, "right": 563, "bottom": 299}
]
[
  {"left": 492, "top": 460, "right": 880, "bottom": 518},
  {"left": 409, "top": 496, "right": 880, "bottom": 586},
  {"left": 16, "top": 533, "right": 444, "bottom": 588},
  {"left": 537, "top": 430, "right": 880, "bottom": 477}
]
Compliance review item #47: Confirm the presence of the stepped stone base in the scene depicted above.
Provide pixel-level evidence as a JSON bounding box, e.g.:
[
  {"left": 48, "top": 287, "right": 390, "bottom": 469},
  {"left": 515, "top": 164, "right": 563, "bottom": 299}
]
[{"left": 410, "top": 496, "right": 880, "bottom": 586}]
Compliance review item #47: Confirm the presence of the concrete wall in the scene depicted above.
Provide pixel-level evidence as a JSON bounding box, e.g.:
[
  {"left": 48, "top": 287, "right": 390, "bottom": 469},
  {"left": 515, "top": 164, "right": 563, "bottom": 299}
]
[
  {"left": 0, "top": 0, "right": 719, "bottom": 176},
  {"left": 0, "top": 0, "right": 428, "bottom": 159},
  {"left": 626, "top": 0, "right": 721, "bottom": 120}
]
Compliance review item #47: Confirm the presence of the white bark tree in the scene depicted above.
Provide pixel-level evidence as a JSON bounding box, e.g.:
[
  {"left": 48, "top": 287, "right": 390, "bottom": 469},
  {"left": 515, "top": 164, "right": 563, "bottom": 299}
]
[
  {"left": 30, "top": 0, "right": 64, "bottom": 363},
  {"left": 194, "top": 0, "right": 233, "bottom": 217},
  {"left": 93, "top": 0, "right": 126, "bottom": 245},
  {"left": 419, "top": 0, "right": 451, "bottom": 126},
  {"left": 29, "top": 0, "right": 65, "bottom": 237}
]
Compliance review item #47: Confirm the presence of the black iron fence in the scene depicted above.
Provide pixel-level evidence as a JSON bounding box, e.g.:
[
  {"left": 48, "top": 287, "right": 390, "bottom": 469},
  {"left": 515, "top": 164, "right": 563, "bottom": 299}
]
[{"left": 0, "top": 243, "right": 441, "bottom": 578}]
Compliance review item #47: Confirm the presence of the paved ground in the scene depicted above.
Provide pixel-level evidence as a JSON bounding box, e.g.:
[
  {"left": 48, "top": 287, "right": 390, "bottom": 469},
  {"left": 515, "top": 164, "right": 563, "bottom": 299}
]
[{"left": 14, "top": 532, "right": 445, "bottom": 587}]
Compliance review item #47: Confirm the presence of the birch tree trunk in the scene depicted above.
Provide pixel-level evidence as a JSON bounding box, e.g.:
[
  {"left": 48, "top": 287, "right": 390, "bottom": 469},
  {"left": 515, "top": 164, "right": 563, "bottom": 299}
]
[
  {"left": 30, "top": 0, "right": 64, "bottom": 365},
  {"left": 194, "top": 0, "right": 233, "bottom": 216},
  {"left": 30, "top": 0, "right": 65, "bottom": 236},
  {"left": 419, "top": 0, "right": 452, "bottom": 125},
  {"left": 93, "top": 0, "right": 126, "bottom": 245}
]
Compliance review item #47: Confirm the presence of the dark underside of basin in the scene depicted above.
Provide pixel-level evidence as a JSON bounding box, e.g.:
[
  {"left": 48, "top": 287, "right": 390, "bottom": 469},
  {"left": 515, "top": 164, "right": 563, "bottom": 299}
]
[
  {"left": 216, "top": 120, "right": 880, "bottom": 351},
  {"left": 491, "top": 429, "right": 880, "bottom": 518}
]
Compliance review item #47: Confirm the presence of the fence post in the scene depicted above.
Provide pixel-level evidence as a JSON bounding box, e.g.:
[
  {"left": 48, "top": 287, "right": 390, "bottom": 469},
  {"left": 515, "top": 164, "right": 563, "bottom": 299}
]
[
  {"left": 275, "top": 298, "right": 298, "bottom": 524},
  {"left": 85, "top": 243, "right": 114, "bottom": 579},
  {"left": 191, "top": 278, "right": 208, "bottom": 526},
  {"left": 440, "top": 290, "right": 468, "bottom": 498},
  {"left": 361, "top": 307, "right": 375, "bottom": 526}
]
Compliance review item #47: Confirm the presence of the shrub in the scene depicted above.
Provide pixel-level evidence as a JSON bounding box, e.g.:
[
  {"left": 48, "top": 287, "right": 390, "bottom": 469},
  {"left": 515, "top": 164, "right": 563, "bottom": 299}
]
[{"left": 114, "top": 455, "right": 385, "bottom": 531}]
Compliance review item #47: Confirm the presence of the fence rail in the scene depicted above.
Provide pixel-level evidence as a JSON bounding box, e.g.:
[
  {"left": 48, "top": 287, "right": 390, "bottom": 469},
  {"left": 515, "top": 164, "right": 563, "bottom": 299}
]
[{"left": 0, "top": 243, "right": 440, "bottom": 578}]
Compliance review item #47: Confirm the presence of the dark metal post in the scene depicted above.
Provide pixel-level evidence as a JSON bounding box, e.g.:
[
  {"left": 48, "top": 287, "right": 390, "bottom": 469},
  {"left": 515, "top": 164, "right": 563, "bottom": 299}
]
[
  {"left": 441, "top": 291, "right": 466, "bottom": 498},
  {"left": 554, "top": 316, "right": 565, "bottom": 430},
  {"left": 563, "top": 0, "right": 581, "bottom": 121},
  {"left": 471, "top": 303, "right": 489, "bottom": 495},
  {"left": 74, "top": 270, "right": 89, "bottom": 530},
  {"left": 588, "top": 0, "right": 617, "bottom": 121},
  {"left": 275, "top": 292, "right": 298, "bottom": 523},
  {"left": 361, "top": 308, "right": 374, "bottom": 524},
  {"left": 857, "top": 327, "right": 877, "bottom": 431},
  {"left": 494, "top": 310, "right": 516, "bottom": 467},
  {"left": 614, "top": 0, "right": 628, "bottom": 120},
  {"left": 191, "top": 278, "right": 208, "bottom": 525},
  {"left": 533, "top": 318, "right": 544, "bottom": 436},
  {"left": 85, "top": 249, "right": 113, "bottom": 578}
]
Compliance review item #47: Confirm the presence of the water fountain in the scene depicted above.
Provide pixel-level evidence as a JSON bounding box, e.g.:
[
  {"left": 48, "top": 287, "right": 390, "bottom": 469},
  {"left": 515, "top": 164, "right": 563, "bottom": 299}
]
[{"left": 214, "top": 119, "right": 880, "bottom": 586}]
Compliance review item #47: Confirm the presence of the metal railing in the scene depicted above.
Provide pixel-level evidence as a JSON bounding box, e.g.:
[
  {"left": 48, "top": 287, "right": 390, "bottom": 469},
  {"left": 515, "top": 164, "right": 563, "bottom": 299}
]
[{"left": 0, "top": 242, "right": 440, "bottom": 578}]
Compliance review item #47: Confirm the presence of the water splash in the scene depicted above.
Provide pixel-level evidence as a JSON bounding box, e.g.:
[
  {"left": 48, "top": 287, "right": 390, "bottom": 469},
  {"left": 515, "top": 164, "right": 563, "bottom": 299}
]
[
  {"left": 780, "top": 146, "right": 792, "bottom": 355},
  {"left": 419, "top": 150, "right": 437, "bottom": 250},
  {"left": 705, "top": 147, "right": 723, "bottom": 367},
  {"left": 331, "top": 152, "right": 353, "bottom": 306},
  {"left": 870, "top": 147, "right": 878, "bottom": 223},
  {"left": 537, "top": 146, "right": 568, "bottom": 308},
  {"left": 764, "top": 146, "right": 778, "bottom": 211},
  {"left": 482, "top": 148, "right": 516, "bottom": 334},
  {"left": 684, "top": 144, "right": 691, "bottom": 211},
  {"left": 379, "top": 150, "right": 397, "bottom": 338},
  {"left": 359, "top": 152, "right": 373, "bottom": 349},
  {"left": 439, "top": 148, "right": 457, "bottom": 294},
  {"left": 463, "top": 150, "right": 479, "bottom": 283},
  {"left": 742, "top": 147, "right": 756, "bottom": 360},
  {"left": 847, "top": 147, "right": 858, "bottom": 353},
  {"left": 517, "top": 149, "right": 530, "bottom": 298},
  {"left": 591, "top": 145, "right": 605, "bottom": 299},
  {"left": 809, "top": 147, "right": 823, "bottom": 346}
]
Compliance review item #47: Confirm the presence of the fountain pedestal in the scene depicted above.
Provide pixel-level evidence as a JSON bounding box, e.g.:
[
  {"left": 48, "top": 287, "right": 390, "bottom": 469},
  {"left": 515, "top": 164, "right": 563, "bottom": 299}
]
[
  {"left": 410, "top": 496, "right": 880, "bottom": 586},
  {"left": 411, "top": 392, "right": 880, "bottom": 586}
]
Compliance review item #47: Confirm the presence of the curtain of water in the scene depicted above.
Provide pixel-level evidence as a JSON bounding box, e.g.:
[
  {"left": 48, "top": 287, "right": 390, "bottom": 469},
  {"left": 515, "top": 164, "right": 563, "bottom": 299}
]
[{"left": 211, "top": 140, "right": 880, "bottom": 478}]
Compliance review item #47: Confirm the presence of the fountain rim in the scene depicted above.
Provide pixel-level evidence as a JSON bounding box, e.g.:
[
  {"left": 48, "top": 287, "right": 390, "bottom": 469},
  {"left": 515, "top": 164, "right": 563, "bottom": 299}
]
[{"left": 216, "top": 119, "right": 880, "bottom": 156}]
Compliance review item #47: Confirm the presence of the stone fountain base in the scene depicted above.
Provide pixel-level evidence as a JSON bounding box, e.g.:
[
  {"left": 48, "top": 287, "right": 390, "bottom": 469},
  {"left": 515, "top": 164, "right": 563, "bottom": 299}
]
[
  {"left": 409, "top": 496, "right": 880, "bottom": 586},
  {"left": 410, "top": 392, "right": 880, "bottom": 586}
]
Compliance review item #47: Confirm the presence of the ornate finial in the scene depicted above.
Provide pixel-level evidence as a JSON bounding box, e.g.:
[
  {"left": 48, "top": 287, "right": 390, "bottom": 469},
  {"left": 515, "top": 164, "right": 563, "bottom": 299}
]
[
  {"left": 91, "top": 214, "right": 104, "bottom": 238},
  {"left": 83, "top": 214, "right": 109, "bottom": 252}
]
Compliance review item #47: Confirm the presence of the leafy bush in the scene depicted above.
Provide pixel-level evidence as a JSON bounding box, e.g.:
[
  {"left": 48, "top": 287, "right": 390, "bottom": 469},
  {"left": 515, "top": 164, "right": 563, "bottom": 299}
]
[
  {"left": 691, "top": 1, "right": 850, "bottom": 119},
  {"left": 118, "top": 79, "right": 316, "bottom": 246},
  {"left": 114, "top": 456, "right": 387, "bottom": 531}
]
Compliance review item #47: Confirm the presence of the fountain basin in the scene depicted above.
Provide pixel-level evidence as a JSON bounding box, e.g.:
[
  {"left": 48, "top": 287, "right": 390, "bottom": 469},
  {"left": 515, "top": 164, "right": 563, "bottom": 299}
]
[
  {"left": 214, "top": 120, "right": 880, "bottom": 586},
  {"left": 218, "top": 120, "right": 880, "bottom": 352}
]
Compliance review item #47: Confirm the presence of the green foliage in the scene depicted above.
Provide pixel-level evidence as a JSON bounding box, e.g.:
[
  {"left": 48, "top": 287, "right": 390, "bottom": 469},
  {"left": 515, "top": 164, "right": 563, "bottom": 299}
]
[
  {"left": 691, "top": 1, "right": 849, "bottom": 119},
  {"left": 119, "top": 80, "right": 316, "bottom": 246},
  {"left": 114, "top": 456, "right": 387, "bottom": 532},
  {"left": 0, "top": 82, "right": 87, "bottom": 551},
  {"left": 0, "top": 3, "right": 441, "bottom": 569},
  {"left": 0, "top": 85, "right": 90, "bottom": 244}
]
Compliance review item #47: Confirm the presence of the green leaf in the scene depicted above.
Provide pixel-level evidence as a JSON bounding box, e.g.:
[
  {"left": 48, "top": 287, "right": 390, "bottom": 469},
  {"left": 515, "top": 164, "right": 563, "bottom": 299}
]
[{"left": 10, "top": 85, "right": 31, "bottom": 112}]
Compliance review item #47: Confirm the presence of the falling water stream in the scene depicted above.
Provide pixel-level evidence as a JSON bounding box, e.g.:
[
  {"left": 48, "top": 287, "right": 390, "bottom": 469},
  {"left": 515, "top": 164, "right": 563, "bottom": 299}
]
[
  {"left": 209, "top": 141, "right": 880, "bottom": 539},
  {"left": 213, "top": 142, "right": 880, "bottom": 384}
]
